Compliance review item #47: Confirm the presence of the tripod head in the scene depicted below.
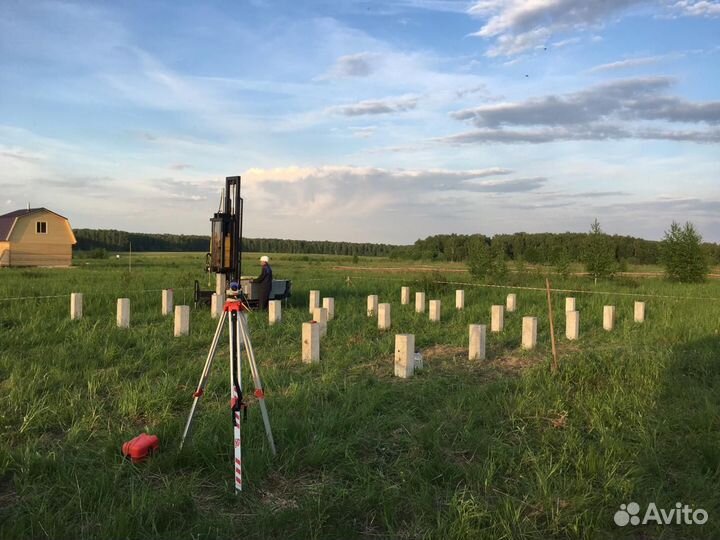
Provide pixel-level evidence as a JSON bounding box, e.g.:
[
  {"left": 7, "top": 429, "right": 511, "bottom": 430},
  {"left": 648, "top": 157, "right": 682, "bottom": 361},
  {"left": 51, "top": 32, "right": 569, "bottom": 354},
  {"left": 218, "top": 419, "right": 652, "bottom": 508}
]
[{"left": 226, "top": 281, "right": 252, "bottom": 311}]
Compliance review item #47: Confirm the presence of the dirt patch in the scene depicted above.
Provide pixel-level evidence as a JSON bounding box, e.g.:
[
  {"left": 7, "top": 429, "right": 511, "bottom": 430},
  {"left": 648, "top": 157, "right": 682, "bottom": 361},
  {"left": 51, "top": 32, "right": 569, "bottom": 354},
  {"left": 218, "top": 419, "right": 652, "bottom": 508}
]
[
  {"left": 258, "top": 471, "right": 332, "bottom": 512},
  {"left": 131, "top": 414, "right": 148, "bottom": 429},
  {"left": 360, "top": 344, "right": 543, "bottom": 383},
  {"left": 421, "top": 344, "right": 467, "bottom": 360},
  {"left": 348, "top": 334, "right": 366, "bottom": 346},
  {"left": 36, "top": 427, "right": 67, "bottom": 449},
  {"left": 556, "top": 341, "right": 583, "bottom": 356},
  {"left": 488, "top": 352, "right": 540, "bottom": 375},
  {"left": 259, "top": 488, "right": 300, "bottom": 512},
  {"left": 550, "top": 411, "right": 568, "bottom": 429}
]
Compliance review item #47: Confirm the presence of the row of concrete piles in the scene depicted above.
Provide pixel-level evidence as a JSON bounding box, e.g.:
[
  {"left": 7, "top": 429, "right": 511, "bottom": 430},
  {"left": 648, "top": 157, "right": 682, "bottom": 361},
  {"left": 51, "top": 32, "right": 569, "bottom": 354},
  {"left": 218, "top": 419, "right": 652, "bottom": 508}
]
[
  {"left": 68, "top": 284, "right": 288, "bottom": 337},
  {"left": 299, "top": 287, "right": 647, "bottom": 379},
  {"left": 382, "top": 287, "right": 645, "bottom": 378},
  {"left": 70, "top": 290, "right": 195, "bottom": 336},
  {"left": 66, "top": 282, "right": 647, "bottom": 368},
  {"left": 563, "top": 297, "right": 645, "bottom": 340}
]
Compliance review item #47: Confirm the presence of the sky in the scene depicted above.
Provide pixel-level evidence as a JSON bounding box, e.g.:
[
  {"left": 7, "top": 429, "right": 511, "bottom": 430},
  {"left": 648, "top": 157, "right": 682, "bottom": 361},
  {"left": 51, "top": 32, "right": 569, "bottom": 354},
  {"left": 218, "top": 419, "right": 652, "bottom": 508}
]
[{"left": 1, "top": 0, "right": 719, "bottom": 244}]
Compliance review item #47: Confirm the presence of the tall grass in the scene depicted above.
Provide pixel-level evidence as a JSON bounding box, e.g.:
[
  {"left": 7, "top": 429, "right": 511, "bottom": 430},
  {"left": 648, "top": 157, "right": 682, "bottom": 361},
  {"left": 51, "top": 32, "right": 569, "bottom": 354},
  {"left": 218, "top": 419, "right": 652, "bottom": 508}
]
[{"left": 1, "top": 254, "right": 719, "bottom": 538}]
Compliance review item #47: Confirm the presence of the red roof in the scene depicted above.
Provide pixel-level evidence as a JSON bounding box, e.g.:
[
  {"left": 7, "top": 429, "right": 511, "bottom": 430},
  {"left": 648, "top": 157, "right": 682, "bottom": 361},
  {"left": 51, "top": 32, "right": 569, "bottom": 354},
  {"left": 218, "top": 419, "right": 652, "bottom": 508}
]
[{"left": 0, "top": 208, "right": 69, "bottom": 241}]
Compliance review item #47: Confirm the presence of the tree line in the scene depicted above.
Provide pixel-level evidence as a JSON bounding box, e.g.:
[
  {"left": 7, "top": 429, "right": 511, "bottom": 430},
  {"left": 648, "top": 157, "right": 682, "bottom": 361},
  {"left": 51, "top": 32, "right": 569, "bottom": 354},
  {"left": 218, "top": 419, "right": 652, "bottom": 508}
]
[
  {"left": 390, "top": 230, "right": 720, "bottom": 266},
  {"left": 73, "top": 229, "right": 396, "bottom": 257},
  {"left": 74, "top": 224, "right": 719, "bottom": 284},
  {"left": 463, "top": 220, "right": 715, "bottom": 284}
]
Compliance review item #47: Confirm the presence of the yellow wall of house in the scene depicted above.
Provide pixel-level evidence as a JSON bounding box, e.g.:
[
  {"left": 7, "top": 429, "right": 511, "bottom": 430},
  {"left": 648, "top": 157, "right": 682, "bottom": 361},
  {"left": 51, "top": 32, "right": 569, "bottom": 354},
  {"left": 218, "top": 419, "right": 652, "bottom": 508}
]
[
  {"left": 4, "top": 210, "right": 76, "bottom": 267},
  {"left": 0, "top": 242, "right": 9, "bottom": 267},
  {"left": 6, "top": 242, "right": 72, "bottom": 266},
  {"left": 8, "top": 211, "right": 76, "bottom": 246}
]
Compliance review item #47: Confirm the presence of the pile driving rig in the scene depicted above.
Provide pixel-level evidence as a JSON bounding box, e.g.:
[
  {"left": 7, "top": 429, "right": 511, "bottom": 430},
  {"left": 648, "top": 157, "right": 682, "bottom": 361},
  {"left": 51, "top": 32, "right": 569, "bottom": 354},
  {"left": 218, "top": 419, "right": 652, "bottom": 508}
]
[{"left": 194, "top": 176, "right": 291, "bottom": 308}]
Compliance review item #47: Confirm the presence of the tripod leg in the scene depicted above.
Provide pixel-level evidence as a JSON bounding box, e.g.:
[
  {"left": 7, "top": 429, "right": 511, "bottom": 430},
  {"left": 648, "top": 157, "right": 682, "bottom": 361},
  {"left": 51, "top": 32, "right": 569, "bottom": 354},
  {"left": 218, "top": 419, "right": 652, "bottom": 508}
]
[
  {"left": 238, "top": 313, "right": 277, "bottom": 455},
  {"left": 229, "top": 310, "right": 244, "bottom": 493},
  {"left": 180, "top": 310, "right": 227, "bottom": 449}
]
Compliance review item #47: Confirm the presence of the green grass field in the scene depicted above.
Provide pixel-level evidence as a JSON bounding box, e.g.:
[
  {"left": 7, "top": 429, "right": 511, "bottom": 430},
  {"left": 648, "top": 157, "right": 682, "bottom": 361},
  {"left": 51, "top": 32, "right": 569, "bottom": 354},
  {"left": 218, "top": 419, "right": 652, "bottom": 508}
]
[{"left": 1, "top": 253, "right": 720, "bottom": 539}]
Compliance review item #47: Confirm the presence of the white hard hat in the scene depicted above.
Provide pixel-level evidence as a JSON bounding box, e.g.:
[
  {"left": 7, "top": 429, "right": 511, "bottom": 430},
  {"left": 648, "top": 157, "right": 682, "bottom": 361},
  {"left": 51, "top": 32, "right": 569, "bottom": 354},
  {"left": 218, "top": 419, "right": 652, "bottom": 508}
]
[{"left": 260, "top": 255, "right": 269, "bottom": 263}]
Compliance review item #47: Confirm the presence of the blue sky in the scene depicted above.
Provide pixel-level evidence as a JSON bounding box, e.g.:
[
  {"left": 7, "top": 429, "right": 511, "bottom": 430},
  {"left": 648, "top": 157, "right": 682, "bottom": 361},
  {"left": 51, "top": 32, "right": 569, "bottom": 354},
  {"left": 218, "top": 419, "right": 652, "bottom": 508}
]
[{"left": 1, "top": 0, "right": 718, "bottom": 243}]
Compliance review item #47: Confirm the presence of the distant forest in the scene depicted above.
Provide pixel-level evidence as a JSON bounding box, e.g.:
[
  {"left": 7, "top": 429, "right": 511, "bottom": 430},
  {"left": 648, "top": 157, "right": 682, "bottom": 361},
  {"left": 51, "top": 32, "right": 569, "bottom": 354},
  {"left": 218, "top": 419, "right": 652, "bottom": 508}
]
[
  {"left": 73, "top": 229, "right": 396, "bottom": 257},
  {"left": 73, "top": 228, "right": 720, "bottom": 265},
  {"left": 391, "top": 232, "right": 720, "bottom": 265}
]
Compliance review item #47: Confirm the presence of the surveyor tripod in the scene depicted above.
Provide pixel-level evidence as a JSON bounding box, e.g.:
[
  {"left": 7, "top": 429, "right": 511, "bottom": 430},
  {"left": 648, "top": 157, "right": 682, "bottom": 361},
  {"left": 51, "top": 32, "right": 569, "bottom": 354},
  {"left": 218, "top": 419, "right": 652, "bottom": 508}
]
[{"left": 180, "top": 297, "right": 276, "bottom": 493}]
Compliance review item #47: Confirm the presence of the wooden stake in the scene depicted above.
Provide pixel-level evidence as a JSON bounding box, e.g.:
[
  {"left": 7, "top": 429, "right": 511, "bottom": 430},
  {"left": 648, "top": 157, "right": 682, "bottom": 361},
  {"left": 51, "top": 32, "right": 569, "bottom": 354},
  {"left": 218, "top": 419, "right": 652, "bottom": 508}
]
[{"left": 545, "top": 278, "right": 559, "bottom": 373}]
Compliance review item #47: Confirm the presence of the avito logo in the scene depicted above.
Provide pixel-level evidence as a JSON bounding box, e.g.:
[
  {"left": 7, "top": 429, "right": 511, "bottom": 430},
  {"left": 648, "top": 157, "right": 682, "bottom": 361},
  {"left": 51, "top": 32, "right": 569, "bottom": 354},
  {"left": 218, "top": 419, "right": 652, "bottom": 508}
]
[{"left": 614, "top": 502, "right": 708, "bottom": 526}]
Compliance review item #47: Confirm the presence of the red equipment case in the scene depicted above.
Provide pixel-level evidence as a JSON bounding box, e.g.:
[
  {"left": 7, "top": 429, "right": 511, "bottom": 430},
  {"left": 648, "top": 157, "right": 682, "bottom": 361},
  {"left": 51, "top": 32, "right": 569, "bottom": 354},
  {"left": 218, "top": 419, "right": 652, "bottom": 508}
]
[{"left": 122, "top": 434, "right": 160, "bottom": 462}]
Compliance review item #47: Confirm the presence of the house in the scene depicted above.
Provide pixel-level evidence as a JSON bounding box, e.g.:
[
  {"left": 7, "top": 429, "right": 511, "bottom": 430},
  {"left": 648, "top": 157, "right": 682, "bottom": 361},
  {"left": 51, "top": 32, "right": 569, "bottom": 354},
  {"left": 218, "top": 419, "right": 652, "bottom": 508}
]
[{"left": 0, "top": 207, "right": 77, "bottom": 267}]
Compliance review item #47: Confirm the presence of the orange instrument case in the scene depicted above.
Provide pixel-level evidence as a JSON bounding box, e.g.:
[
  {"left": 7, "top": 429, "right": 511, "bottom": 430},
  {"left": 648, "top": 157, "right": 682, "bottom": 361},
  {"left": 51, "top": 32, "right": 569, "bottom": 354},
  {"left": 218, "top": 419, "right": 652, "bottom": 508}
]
[{"left": 122, "top": 434, "right": 159, "bottom": 462}]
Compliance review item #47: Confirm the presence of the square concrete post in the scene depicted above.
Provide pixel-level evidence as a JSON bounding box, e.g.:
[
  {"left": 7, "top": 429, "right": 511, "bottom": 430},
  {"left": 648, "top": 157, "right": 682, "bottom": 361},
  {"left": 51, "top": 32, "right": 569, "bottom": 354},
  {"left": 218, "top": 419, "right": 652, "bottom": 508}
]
[
  {"left": 415, "top": 292, "right": 426, "bottom": 313},
  {"left": 566, "top": 310, "right": 579, "bottom": 340},
  {"left": 269, "top": 300, "right": 282, "bottom": 325},
  {"left": 313, "top": 307, "right": 328, "bottom": 337},
  {"left": 117, "top": 298, "right": 130, "bottom": 328},
  {"left": 211, "top": 293, "right": 225, "bottom": 319},
  {"left": 491, "top": 305, "right": 504, "bottom": 332},
  {"left": 634, "top": 301, "right": 646, "bottom": 323},
  {"left": 174, "top": 305, "right": 190, "bottom": 337},
  {"left": 522, "top": 316, "right": 537, "bottom": 350},
  {"left": 162, "top": 289, "right": 173, "bottom": 316},
  {"left": 506, "top": 293, "right": 517, "bottom": 312},
  {"left": 322, "top": 297, "right": 335, "bottom": 320},
  {"left": 401, "top": 286, "right": 410, "bottom": 305},
  {"left": 565, "top": 297, "right": 576, "bottom": 312},
  {"left": 469, "top": 324, "right": 486, "bottom": 360},
  {"left": 309, "top": 290, "right": 320, "bottom": 314},
  {"left": 603, "top": 305, "right": 615, "bottom": 331},
  {"left": 456, "top": 290, "right": 465, "bottom": 310},
  {"left": 378, "top": 303, "right": 391, "bottom": 330},
  {"left": 70, "top": 293, "right": 83, "bottom": 320},
  {"left": 394, "top": 334, "right": 415, "bottom": 379},
  {"left": 367, "top": 295, "right": 378, "bottom": 317},
  {"left": 216, "top": 273, "right": 226, "bottom": 296},
  {"left": 302, "top": 322, "right": 320, "bottom": 363},
  {"left": 429, "top": 300, "right": 441, "bottom": 322}
]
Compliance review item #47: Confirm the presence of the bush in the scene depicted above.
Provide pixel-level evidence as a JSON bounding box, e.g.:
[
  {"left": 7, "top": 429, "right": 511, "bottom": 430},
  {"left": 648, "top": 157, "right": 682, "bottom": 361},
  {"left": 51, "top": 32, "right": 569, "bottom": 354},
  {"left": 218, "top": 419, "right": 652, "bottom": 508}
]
[
  {"left": 489, "top": 243, "right": 508, "bottom": 282},
  {"left": 660, "top": 221, "right": 708, "bottom": 283},
  {"left": 414, "top": 271, "right": 450, "bottom": 295},
  {"left": 76, "top": 248, "right": 107, "bottom": 259},
  {"left": 583, "top": 219, "right": 616, "bottom": 284},
  {"left": 468, "top": 237, "right": 492, "bottom": 280},
  {"left": 552, "top": 247, "right": 571, "bottom": 279}
]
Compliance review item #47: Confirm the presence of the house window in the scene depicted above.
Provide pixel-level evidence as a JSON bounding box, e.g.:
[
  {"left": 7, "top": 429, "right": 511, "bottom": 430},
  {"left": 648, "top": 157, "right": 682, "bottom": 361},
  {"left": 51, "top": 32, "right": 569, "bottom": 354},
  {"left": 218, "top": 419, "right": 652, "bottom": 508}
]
[{"left": 36, "top": 221, "right": 47, "bottom": 234}]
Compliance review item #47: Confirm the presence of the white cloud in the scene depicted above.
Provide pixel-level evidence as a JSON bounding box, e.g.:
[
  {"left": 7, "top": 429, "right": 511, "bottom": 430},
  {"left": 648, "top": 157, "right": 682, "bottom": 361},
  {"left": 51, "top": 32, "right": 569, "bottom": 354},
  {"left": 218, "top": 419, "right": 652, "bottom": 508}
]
[
  {"left": 467, "top": 0, "right": 720, "bottom": 56},
  {"left": 672, "top": 1, "right": 720, "bottom": 16},
  {"left": 468, "top": 0, "right": 644, "bottom": 56},
  {"left": 327, "top": 96, "right": 419, "bottom": 116},
  {"left": 443, "top": 77, "right": 720, "bottom": 144},
  {"left": 321, "top": 52, "right": 380, "bottom": 78},
  {"left": 587, "top": 55, "right": 669, "bottom": 72},
  {"left": 242, "top": 165, "right": 514, "bottom": 185}
]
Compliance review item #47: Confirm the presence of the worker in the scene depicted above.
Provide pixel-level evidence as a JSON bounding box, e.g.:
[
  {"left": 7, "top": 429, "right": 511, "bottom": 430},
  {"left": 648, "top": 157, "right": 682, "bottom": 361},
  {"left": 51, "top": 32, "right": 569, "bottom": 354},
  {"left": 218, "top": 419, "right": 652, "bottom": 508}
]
[{"left": 252, "top": 255, "right": 272, "bottom": 309}]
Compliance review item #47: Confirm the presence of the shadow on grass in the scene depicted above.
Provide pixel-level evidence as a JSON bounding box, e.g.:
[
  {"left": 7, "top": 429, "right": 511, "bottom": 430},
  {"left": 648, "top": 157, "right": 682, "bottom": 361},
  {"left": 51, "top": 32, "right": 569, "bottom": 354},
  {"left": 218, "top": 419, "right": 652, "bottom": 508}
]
[{"left": 626, "top": 335, "right": 720, "bottom": 538}]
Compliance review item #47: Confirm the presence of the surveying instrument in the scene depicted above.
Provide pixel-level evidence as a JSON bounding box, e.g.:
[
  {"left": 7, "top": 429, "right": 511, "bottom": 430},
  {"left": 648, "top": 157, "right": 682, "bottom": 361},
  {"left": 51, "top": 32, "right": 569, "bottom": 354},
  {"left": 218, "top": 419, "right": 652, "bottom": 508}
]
[{"left": 180, "top": 176, "right": 277, "bottom": 493}]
